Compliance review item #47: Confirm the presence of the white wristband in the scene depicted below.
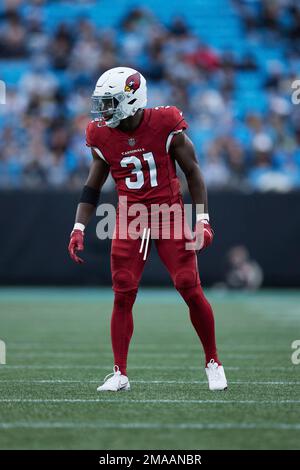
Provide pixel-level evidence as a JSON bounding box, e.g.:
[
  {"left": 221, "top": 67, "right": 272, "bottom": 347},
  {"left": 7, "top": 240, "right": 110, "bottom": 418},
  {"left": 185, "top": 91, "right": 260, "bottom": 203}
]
[
  {"left": 73, "top": 223, "right": 85, "bottom": 232},
  {"left": 196, "top": 213, "right": 209, "bottom": 223}
]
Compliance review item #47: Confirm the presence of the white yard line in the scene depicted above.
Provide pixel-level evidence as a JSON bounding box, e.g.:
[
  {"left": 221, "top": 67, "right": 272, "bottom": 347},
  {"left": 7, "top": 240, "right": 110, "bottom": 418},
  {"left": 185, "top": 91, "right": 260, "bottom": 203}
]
[
  {"left": 0, "top": 398, "right": 299, "bottom": 404},
  {"left": 8, "top": 343, "right": 287, "bottom": 351},
  {"left": 0, "top": 379, "right": 299, "bottom": 385},
  {"left": 0, "top": 421, "right": 299, "bottom": 430},
  {"left": 0, "top": 365, "right": 295, "bottom": 370},
  {"left": 8, "top": 352, "right": 260, "bottom": 359}
]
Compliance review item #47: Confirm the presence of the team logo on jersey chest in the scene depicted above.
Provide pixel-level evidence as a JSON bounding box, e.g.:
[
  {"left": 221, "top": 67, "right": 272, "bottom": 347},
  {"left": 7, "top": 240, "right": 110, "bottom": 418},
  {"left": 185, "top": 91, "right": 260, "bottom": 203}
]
[{"left": 128, "top": 138, "right": 136, "bottom": 147}]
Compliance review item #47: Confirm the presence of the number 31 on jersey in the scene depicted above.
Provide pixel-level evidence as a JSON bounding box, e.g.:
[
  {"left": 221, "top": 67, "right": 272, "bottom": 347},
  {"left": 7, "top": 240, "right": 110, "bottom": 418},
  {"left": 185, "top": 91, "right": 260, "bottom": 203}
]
[{"left": 120, "top": 152, "right": 158, "bottom": 189}]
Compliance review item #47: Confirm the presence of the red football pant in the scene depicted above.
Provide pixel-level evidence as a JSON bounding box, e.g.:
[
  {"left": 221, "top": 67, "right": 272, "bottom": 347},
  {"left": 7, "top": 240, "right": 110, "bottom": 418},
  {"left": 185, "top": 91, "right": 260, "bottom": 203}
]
[{"left": 110, "top": 211, "right": 220, "bottom": 376}]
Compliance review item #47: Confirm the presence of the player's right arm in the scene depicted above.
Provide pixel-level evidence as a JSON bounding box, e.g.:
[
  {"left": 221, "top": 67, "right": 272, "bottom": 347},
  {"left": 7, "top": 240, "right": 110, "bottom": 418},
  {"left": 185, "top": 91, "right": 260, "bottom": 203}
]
[{"left": 68, "top": 149, "right": 110, "bottom": 264}]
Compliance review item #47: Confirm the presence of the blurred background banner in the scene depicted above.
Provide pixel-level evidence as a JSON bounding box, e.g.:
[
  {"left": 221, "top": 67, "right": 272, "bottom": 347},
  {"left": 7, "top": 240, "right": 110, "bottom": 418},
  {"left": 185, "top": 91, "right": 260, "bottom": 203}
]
[
  {"left": 0, "top": 189, "right": 299, "bottom": 286},
  {"left": 0, "top": 0, "right": 300, "bottom": 287}
]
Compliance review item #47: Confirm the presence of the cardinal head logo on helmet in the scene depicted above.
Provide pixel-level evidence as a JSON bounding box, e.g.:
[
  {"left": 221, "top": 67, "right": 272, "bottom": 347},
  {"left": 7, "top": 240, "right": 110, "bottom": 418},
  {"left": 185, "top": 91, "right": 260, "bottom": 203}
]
[{"left": 124, "top": 72, "right": 141, "bottom": 93}]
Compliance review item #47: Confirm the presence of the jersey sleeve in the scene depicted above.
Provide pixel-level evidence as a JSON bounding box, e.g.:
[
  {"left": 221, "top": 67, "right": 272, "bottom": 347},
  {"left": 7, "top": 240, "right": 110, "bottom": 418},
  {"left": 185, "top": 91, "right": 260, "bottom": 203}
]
[
  {"left": 85, "top": 120, "right": 109, "bottom": 164},
  {"left": 163, "top": 106, "right": 188, "bottom": 153},
  {"left": 86, "top": 121, "right": 97, "bottom": 148},
  {"left": 167, "top": 106, "right": 188, "bottom": 133}
]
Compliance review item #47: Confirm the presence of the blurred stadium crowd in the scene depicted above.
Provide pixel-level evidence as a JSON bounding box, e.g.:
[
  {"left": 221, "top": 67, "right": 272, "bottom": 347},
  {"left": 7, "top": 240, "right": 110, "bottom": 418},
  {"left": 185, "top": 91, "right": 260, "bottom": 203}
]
[{"left": 1, "top": 0, "right": 300, "bottom": 191}]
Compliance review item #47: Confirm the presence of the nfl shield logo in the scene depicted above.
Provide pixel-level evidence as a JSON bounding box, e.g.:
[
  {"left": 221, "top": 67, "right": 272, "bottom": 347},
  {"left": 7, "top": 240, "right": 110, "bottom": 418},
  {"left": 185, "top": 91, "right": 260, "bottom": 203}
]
[{"left": 128, "top": 138, "right": 136, "bottom": 147}]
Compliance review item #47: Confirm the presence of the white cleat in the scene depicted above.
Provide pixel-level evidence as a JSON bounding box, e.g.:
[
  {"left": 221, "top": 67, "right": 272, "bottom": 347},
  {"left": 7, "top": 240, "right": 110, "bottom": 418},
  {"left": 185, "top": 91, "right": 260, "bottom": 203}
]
[
  {"left": 97, "top": 365, "right": 130, "bottom": 392},
  {"left": 205, "top": 359, "right": 228, "bottom": 391}
]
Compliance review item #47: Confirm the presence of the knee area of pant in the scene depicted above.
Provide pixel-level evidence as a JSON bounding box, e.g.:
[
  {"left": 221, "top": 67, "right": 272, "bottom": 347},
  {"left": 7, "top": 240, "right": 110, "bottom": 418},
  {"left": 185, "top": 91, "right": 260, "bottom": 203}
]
[
  {"left": 174, "top": 270, "right": 198, "bottom": 291},
  {"left": 112, "top": 269, "right": 138, "bottom": 292}
]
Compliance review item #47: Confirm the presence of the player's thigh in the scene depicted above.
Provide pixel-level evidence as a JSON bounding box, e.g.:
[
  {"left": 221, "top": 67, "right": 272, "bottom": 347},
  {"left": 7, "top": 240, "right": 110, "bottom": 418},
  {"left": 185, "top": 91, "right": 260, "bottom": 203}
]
[
  {"left": 155, "top": 232, "right": 200, "bottom": 290},
  {"left": 111, "top": 236, "right": 148, "bottom": 292}
]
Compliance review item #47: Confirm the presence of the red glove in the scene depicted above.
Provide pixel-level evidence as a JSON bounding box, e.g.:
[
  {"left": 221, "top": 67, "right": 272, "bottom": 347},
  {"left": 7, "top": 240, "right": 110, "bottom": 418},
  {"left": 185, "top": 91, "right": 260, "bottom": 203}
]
[
  {"left": 194, "top": 220, "right": 214, "bottom": 252},
  {"left": 68, "top": 229, "right": 85, "bottom": 264}
]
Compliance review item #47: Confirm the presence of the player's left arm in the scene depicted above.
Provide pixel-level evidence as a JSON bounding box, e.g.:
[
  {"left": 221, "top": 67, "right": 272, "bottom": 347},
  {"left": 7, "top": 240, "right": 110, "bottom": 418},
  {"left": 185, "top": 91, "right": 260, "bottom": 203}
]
[{"left": 170, "top": 131, "right": 213, "bottom": 251}]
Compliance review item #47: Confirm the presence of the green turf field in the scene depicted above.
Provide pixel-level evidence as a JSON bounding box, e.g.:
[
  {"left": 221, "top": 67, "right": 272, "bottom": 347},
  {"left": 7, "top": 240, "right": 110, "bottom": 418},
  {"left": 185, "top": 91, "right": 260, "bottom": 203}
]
[{"left": 0, "top": 288, "right": 299, "bottom": 450}]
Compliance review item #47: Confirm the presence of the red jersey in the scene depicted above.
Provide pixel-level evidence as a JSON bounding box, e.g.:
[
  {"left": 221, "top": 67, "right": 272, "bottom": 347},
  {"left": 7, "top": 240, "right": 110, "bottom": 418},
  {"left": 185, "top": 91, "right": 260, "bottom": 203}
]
[{"left": 86, "top": 106, "right": 188, "bottom": 205}]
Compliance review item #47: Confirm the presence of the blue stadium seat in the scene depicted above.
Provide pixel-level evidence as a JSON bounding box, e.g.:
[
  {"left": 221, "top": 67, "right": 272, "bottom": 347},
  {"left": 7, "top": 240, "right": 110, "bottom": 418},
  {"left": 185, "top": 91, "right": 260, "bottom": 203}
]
[{"left": 0, "top": 60, "right": 29, "bottom": 86}]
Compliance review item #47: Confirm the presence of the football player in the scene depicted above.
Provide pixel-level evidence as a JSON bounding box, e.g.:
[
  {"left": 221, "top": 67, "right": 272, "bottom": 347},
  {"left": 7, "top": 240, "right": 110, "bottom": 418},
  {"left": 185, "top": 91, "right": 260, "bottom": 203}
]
[{"left": 68, "top": 67, "right": 227, "bottom": 392}]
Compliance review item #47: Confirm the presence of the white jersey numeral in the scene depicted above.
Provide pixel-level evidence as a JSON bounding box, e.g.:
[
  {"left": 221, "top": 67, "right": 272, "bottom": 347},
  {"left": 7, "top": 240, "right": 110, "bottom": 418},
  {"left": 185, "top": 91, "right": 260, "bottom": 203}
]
[
  {"left": 143, "top": 152, "right": 158, "bottom": 187},
  {"left": 121, "top": 156, "right": 144, "bottom": 189},
  {"left": 120, "top": 152, "right": 158, "bottom": 190}
]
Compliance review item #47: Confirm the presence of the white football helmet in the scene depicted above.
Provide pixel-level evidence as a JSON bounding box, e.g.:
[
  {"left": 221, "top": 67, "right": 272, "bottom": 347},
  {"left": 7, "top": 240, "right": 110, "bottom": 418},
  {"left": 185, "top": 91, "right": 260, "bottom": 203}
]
[{"left": 91, "top": 67, "right": 147, "bottom": 128}]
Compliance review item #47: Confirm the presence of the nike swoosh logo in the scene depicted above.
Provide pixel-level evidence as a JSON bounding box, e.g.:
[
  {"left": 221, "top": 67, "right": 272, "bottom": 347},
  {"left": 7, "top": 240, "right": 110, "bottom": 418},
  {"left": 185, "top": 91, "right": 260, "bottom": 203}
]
[{"left": 119, "top": 382, "right": 128, "bottom": 390}]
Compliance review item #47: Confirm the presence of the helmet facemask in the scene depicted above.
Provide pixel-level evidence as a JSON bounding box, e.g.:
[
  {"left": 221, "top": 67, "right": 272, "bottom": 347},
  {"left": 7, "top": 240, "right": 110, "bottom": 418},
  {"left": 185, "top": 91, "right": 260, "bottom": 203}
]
[{"left": 91, "top": 92, "right": 127, "bottom": 128}]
